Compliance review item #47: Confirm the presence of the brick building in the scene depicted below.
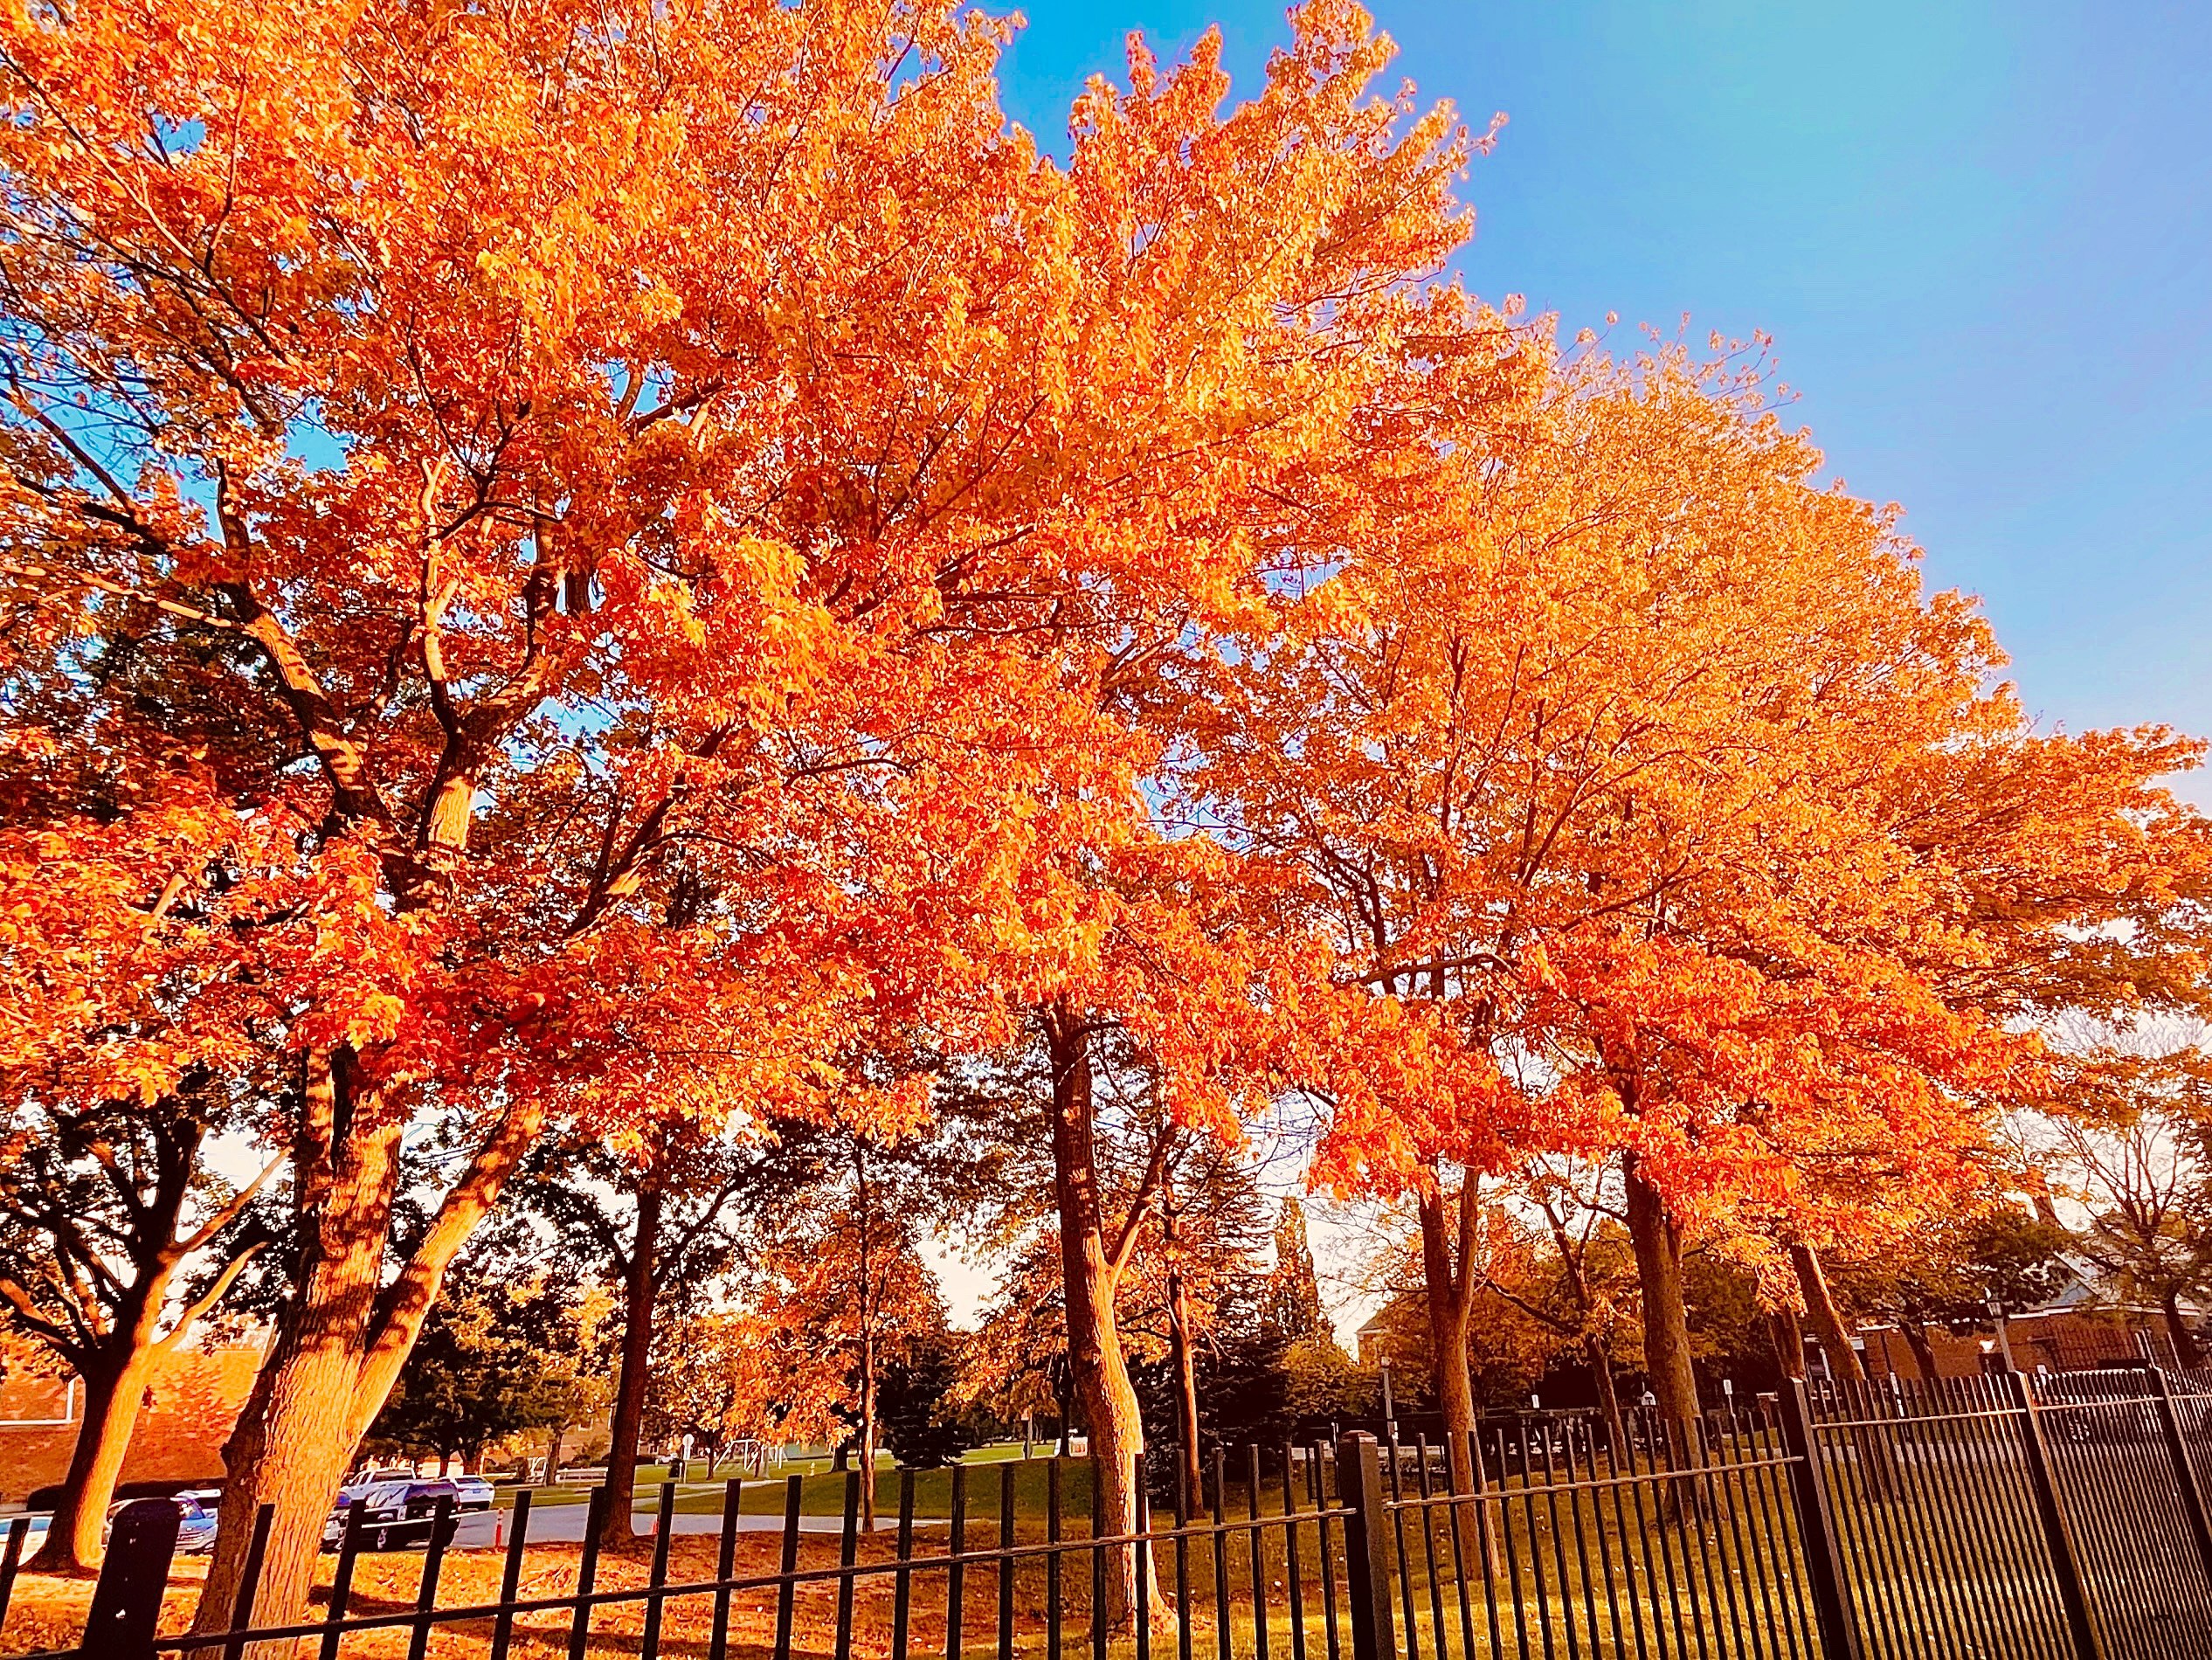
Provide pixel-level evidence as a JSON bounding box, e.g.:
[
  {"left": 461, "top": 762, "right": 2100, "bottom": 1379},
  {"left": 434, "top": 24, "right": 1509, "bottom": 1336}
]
[{"left": 0, "top": 1337, "right": 266, "bottom": 1505}]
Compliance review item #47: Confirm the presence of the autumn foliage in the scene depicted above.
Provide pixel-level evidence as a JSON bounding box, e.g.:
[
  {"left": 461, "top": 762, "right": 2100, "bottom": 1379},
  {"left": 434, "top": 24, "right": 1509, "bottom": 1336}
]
[{"left": 2, "top": 0, "right": 2209, "bottom": 1636}]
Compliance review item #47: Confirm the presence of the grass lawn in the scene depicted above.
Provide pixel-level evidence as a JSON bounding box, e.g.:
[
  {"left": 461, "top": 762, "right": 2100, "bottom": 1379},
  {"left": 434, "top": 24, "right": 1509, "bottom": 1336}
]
[{"left": 505, "top": 1447, "right": 1113, "bottom": 1520}]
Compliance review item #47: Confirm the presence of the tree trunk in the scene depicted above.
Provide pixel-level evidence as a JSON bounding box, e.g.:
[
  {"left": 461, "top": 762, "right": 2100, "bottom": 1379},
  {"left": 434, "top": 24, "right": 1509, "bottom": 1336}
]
[
  {"left": 858, "top": 1319, "right": 879, "bottom": 1528},
  {"left": 27, "top": 1353, "right": 132, "bottom": 1573},
  {"left": 1901, "top": 1322, "right": 1941, "bottom": 1381},
  {"left": 1584, "top": 1331, "right": 1628, "bottom": 1454},
  {"left": 1167, "top": 1255, "right": 1204, "bottom": 1510},
  {"left": 1769, "top": 1303, "right": 1806, "bottom": 1380},
  {"left": 1788, "top": 1244, "right": 1867, "bottom": 1383},
  {"left": 195, "top": 1051, "right": 543, "bottom": 1637},
  {"left": 1624, "top": 1159, "right": 1701, "bottom": 1472},
  {"left": 601, "top": 1174, "right": 667, "bottom": 1550},
  {"left": 2163, "top": 1290, "right": 2204, "bottom": 1369},
  {"left": 197, "top": 1073, "right": 404, "bottom": 1639},
  {"left": 1416, "top": 1182, "right": 1478, "bottom": 1481},
  {"left": 1043, "top": 1001, "right": 1157, "bottom": 1629}
]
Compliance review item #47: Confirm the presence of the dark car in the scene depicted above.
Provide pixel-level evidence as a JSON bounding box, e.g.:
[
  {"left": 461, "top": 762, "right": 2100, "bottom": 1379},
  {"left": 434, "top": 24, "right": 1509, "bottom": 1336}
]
[{"left": 321, "top": 1479, "right": 463, "bottom": 1551}]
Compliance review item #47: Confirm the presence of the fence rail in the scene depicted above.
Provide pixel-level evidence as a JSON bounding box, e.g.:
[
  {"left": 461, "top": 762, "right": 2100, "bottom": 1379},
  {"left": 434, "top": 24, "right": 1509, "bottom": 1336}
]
[{"left": 15, "top": 1367, "right": 2212, "bottom": 1660}]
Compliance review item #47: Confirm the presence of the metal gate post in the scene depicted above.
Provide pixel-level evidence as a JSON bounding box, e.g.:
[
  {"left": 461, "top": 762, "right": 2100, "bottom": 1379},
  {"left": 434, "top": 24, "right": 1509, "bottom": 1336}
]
[
  {"left": 1776, "top": 1379, "right": 1865, "bottom": 1660},
  {"left": 2150, "top": 1367, "right": 2212, "bottom": 1587},
  {"left": 2007, "top": 1367, "right": 2105, "bottom": 1660},
  {"left": 81, "top": 1497, "right": 182, "bottom": 1660},
  {"left": 1335, "top": 1433, "right": 1396, "bottom": 1660}
]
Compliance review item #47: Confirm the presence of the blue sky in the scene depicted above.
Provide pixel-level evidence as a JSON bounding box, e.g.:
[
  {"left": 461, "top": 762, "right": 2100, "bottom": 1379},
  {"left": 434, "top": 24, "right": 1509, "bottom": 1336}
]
[{"left": 992, "top": 0, "right": 2212, "bottom": 801}]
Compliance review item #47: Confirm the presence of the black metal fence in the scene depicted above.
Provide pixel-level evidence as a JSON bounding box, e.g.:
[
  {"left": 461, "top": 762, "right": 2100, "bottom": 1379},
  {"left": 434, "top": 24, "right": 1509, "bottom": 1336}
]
[{"left": 13, "top": 1367, "right": 2212, "bottom": 1660}]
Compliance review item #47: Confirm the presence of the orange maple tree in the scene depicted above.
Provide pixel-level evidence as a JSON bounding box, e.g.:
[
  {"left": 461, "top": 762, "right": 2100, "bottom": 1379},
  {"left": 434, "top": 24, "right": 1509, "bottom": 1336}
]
[
  {"left": 1192, "top": 337, "right": 2212, "bottom": 1456},
  {"left": 0, "top": 0, "right": 1530, "bottom": 1627}
]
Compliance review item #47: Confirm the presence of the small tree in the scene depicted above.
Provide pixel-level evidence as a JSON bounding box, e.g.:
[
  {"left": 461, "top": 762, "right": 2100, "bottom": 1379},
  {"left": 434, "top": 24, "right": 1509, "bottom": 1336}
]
[
  {"left": 0, "top": 1082, "right": 278, "bottom": 1570},
  {"left": 367, "top": 1267, "right": 607, "bottom": 1473}
]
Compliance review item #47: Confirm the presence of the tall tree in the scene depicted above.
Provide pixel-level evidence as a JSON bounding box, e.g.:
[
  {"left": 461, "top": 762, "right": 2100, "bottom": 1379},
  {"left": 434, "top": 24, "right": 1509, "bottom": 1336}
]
[{"left": 0, "top": 0, "right": 1530, "bottom": 1625}]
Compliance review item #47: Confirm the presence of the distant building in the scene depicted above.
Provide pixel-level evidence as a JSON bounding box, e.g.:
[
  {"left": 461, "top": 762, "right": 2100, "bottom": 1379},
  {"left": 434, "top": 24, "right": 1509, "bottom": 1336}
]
[
  {"left": 1850, "top": 1267, "right": 2208, "bottom": 1379},
  {"left": 0, "top": 1336, "right": 267, "bottom": 1504}
]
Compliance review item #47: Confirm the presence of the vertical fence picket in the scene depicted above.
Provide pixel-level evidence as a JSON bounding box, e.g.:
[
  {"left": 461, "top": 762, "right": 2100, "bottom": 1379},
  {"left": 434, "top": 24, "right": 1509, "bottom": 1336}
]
[
  {"left": 1315, "top": 1443, "right": 1344, "bottom": 1660},
  {"left": 893, "top": 1470, "right": 918, "bottom": 1660},
  {"left": 1211, "top": 1448, "right": 1234, "bottom": 1660},
  {"left": 487, "top": 1490, "right": 532, "bottom": 1660},
  {"left": 403, "top": 1494, "right": 456, "bottom": 1660},
  {"left": 567, "top": 1486, "right": 610, "bottom": 1660},
  {"left": 223, "top": 1504, "right": 276, "bottom": 1660},
  {"left": 2008, "top": 1368, "right": 2105, "bottom": 1660},
  {"left": 1779, "top": 1380, "right": 1862, "bottom": 1660},
  {"left": 1248, "top": 1444, "right": 1272, "bottom": 1660},
  {"left": 639, "top": 1480, "right": 677, "bottom": 1660},
  {"left": 1410, "top": 1437, "right": 1448, "bottom": 1660},
  {"left": 81, "top": 1498, "right": 181, "bottom": 1660},
  {"left": 1048, "top": 1457, "right": 1065, "bottom": 1660},
  {"left": 948, "top": 1460, "right": 969, "bottom": 1660},
  {"left": 775, "top": 1472, "right": 804, "bottom": 1660},
  {"left": 1136, "top": 1453, "right": 1155, "bottom": 1660},
  {"left": 0, "top": 1516, "right": 27, "bottom": 1640},
  {"left": 835, "top": 1468, "right": 862, "bottom": 1660},
  {"left": 1384, "top": 1434, "right": 1424, "bottom": 1660},
  {"left": 1337, "top": 1434, "right": 1395, "bottom": 1660},
  {"left": 1282, "top": 1443, "right": 1310, "bottom": 1660},
  {"left": 710, "top": 1478, "right": 742, "bottom": 1660},
  {"left": 320, "top": 1499, "right": 370, "bottom": 1660},
  {"left": 1175, "top": 1447, "right": 1196, "bottom": 1660},
  {"left": 1093, "top": 1455, "right": 1109, "bottom": 1660},
  {"left": 999, "top": 1463, "right": 1018, "bottom": 1660}
]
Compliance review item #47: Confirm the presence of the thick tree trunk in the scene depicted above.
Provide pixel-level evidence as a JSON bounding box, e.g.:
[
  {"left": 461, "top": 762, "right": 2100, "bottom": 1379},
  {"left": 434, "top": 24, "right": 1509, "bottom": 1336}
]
[
  {"left": 601, "top": 1177, "right": 666, "bottom": 1550},
  {"left": 2163, "top": 1290, "right": 2204, "bottom": 1368},
  {"left": 1624, "top": 1159, "right": 1701, "bottom": 1471},
  {"left": 197, "top": 1081, "right": 404, "bottom": 1638},
  {"left": 28, "top": 1353, "right": 131, "bottom": 1573},
  {"left": 196, "top": 1052, "right": 542, "bottom": 1637},
  {"left": 1043, "top": 1002, "right": 1157, "bottom": 1629},
  {"left": 1788, "top": 1244, "right": 1867, "bottom": 1383}
]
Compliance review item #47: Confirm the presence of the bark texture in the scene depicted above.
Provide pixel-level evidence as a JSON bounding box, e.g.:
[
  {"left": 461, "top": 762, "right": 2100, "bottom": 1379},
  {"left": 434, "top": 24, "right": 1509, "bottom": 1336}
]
[
  {"left": 1416, "top": 1176, "right": 1481, "bottom": 1489},
  {"left": 599, "top": 1173, "right": 667, "bottom": 1549},
  {"left": 1788, "top": 1244, "right": 1869, "bottom": 1382},
  {"left": 1043, "top": 1002, "right": 1158, "bottom": 1629},
  {"left": 1624, "top": 1159, "right": 1700, "bottom": 1465},
  {"left": 193, "top": 1049, "right": 541, "bottom": 1636}
]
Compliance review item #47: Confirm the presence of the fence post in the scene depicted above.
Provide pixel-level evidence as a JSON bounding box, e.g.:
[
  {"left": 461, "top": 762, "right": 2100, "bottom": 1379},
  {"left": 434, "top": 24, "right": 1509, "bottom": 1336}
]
[
  {"left": 1335, "top": 1433, "right": 1395, "bottom": 1660},
  {"left": 1775, "top": 1379, "right": 1864, "bottom": 1660},
  {"left": 2150, "top": 1368, "right": 2212, "bottom": 1587},
  {"left": 81, "top": 1497, "right": 182, "bottom": 1660},
  {"left": 2006, "top": 1367, "right": 2105, "bottom": 1660}
]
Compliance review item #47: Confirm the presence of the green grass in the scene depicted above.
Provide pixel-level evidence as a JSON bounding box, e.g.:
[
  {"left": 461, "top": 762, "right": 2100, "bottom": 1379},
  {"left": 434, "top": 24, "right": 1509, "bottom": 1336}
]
[{"left": 500, "top": 1447, "right": 1099, "bottom": 1518}]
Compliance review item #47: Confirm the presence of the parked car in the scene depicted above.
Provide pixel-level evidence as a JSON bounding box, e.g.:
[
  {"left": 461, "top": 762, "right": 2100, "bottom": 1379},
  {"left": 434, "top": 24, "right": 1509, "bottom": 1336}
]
[
  {"left": 153, "top": 1491, "right": 220, "bottom": 1554},
  {"left": 321, "top": 1480, "right": 463, "bottom": 1551},
  {"left": 450, "top": 1475, "right": 494, "bottom": 1511}
]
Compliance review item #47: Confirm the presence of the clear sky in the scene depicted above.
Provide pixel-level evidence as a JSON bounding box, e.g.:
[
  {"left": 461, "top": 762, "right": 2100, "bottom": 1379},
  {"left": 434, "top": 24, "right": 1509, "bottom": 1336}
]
[{"left": 992, "top": 0, "right": 2212, "bottom": 799}]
